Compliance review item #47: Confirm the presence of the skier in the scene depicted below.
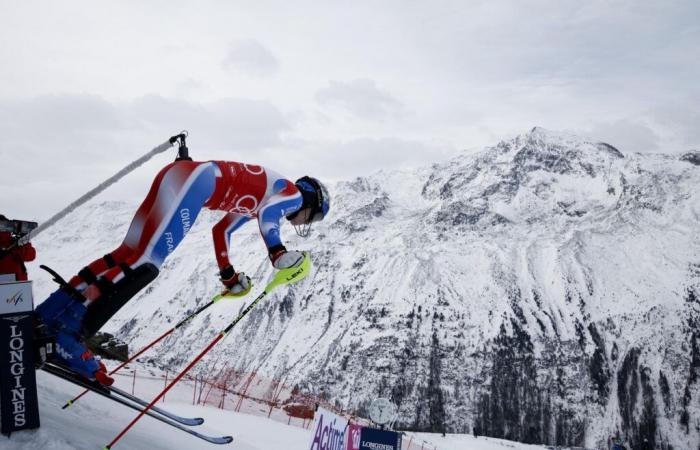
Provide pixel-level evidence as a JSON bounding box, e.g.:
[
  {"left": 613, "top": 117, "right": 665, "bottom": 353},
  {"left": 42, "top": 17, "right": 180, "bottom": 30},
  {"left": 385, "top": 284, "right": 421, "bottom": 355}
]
[{"left": 36, "top": 160, "right": 330, "bottom": 384}]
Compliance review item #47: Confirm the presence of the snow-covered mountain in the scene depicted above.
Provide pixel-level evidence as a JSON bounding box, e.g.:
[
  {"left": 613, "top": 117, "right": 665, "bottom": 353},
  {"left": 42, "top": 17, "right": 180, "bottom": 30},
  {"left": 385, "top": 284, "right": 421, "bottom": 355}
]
[{"left": 29, "top": 128, "right": 700, "bottom": 449}]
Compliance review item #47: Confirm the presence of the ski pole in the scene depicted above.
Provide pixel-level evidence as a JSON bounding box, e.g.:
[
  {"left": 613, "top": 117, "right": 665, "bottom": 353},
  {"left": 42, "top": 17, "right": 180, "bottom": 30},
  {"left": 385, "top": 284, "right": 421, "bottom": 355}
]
[
  {"left": 63, "top": 294, "right": 225, "bottom": 409},
  {"left": 104, "top": 254, "right": 312, "bottom": 449}
]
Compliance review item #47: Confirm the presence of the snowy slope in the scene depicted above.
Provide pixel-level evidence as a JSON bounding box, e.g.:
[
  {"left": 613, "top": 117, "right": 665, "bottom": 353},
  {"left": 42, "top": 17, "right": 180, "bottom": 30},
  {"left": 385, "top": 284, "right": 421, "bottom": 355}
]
[
  {"left": 27, "top": 128, "right": 700, "bottom": 449},
  {"left": 9, "top": 371, "right": 310, "bottom": 450},
  {"left": 4, "top": 370, "right": 550, "bottom": 450}
]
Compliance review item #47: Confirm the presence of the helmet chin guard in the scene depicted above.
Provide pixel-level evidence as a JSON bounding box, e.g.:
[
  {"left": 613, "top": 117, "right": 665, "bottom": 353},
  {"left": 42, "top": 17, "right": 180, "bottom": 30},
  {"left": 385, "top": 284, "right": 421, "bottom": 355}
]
[
  {"left": 290, "top": 176, "right": 330, "bottom": 237},
  {"left": 294, "top": 221, "right": 313, "bottom": 237},
  {"left": 292, "top": 208, "right": 314, "bottom": 237}
]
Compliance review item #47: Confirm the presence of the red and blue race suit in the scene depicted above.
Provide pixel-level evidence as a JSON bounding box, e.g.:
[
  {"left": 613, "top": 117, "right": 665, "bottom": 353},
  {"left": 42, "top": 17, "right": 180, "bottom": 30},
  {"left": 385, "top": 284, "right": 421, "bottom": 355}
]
[
  {"left": 69, "top": 160, "right": 303, "bottom": 297},
  {"left": 37, "top": 159, "right": 302, "bottom": 381}
]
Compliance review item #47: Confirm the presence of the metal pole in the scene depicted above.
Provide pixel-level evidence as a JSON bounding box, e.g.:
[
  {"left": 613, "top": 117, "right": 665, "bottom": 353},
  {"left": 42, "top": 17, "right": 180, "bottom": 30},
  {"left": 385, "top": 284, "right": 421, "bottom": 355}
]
[
  {"left": 163, "top": 370, "right": 168, "bottom": 403},
  {"left": 192, "top": 376, "right": 197, "bottom": 405},
  {"left": 31, "top": 139, "right": 175, "bottom": 238}
]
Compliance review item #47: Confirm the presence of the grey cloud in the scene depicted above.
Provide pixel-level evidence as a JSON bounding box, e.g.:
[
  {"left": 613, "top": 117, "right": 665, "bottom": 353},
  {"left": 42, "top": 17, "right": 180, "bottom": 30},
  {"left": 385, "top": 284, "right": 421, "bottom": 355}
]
[
  {"left": 131, "top": 95, "right": 290, "bottom": 150},
  {"left": 174, "top": 78, "right": 208, "bottom": 98},
  {"left": 315, "top": 79, "right": 404, "bottom": 120},
  {"left": 222, "top": 40, "right": 280, "bottom": 77},
  {"left": 583, "top": 120, "right": 661, "bottom": 154},
  {"left": 0, "top": 94, "right": 132, "bottom": 145},
  {"left": 0, "top": 93, "right": 291, "bottom": 220},
  {"left": 0, "top": 95, "right": 137, "bottom": 189},
  {"left": 271, "top": 136, "right": 456, "bottom": 180},
  {"left": 0, "top": 93, "right": 290, "bottom": 168},
  {"left": 651, "top": 99, "right": 700, "bottom": 150},
  {"left": 407, "top": 1, "right": 700, "bottom": 86}
]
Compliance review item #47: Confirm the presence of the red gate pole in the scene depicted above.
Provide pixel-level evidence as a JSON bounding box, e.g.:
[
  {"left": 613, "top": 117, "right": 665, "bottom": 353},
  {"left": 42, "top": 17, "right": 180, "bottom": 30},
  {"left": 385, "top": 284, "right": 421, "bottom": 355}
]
[
  {"left": 235, "top": 371, "right": 256, "bottom": 412},
  {"left": 268, "top": 373, "right": 288, "bottom": 418},
  {"left": 103, "top": 255, "right": 312, "bottom": 449},
  {"left": 105, "top": 332, "right": 227, "bottom": 448},
  {"left": 221, "top": 380, "right": 227, "bottom": 409}
]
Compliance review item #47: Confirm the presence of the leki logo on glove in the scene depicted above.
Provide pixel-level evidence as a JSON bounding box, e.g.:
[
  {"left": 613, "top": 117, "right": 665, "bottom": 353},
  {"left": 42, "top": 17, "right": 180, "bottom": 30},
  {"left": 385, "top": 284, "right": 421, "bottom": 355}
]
[
  {"left": 285, "top": 266, "right": 305, "bottom": 282},
  {"left": 5, "top": 292, "right": 24, "bottom": 306}
]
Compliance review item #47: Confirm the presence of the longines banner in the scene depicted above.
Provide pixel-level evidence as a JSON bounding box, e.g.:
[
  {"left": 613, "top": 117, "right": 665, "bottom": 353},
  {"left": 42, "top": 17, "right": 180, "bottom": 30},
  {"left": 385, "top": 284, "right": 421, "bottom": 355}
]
[
  {"left": 307, "top": 407, "right": 348, "bottom": 450},
  {"left": 359, "top": 427, "right": 402, "bottom": 450},
  {"left": 0, "top": 281, "right": 40, "bottom": 434}
]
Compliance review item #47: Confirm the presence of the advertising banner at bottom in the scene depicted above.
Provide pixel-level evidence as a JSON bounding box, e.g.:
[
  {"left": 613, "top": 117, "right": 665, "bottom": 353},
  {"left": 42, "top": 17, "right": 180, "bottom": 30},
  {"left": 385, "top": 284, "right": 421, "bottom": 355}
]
[
  {"left": 346, "top": 422, "right": 363, "bottom": 450},
  {"left": 359, "top": 427, "right": 402, "bottom": 450},
  {"left": 307, "top": 407, "right": 348, "bottom": 450}
]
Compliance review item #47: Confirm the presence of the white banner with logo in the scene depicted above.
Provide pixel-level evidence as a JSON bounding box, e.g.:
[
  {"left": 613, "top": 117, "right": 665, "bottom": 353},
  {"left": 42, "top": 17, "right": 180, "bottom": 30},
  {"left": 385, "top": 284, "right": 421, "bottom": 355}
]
[
  {"left": 0, "top": 281, "right": 33, "bottom": 315},
  {"left": 308, "top": 407, "right": 348, "bottom": 450}
]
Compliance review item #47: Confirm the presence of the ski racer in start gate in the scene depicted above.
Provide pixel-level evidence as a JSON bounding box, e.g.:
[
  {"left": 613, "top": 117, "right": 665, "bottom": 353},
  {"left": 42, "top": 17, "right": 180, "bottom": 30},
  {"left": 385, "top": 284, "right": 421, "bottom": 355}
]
[{"left": 36, "top": 159, "right": 330, "bottom": 385}]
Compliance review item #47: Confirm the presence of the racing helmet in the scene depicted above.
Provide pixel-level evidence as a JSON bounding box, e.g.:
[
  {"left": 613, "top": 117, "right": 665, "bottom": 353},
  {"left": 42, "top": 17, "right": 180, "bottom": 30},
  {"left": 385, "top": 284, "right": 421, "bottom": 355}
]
[{"left": 289, "top": 176, "right": 330, "bottom": 236}]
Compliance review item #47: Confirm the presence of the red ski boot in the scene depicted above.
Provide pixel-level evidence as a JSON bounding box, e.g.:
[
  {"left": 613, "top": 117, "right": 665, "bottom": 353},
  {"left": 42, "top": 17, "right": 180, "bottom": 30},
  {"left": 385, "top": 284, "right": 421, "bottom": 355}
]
[{"left": 94, "top": 360, "right": 114, "bottom": 386}]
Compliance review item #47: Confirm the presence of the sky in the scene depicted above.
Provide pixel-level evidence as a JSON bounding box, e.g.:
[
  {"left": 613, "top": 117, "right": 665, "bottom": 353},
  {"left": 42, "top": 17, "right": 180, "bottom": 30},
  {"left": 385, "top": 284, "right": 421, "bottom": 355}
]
[{"left": 1, "top": 0, "right": 698, "bottom": 221}]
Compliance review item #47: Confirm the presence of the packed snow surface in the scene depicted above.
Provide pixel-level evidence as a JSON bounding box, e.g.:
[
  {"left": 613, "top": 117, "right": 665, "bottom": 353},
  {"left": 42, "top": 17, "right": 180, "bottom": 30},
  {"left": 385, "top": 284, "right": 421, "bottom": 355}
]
[{"left": 3, "top": 370, "right": 550, "bottom": 450}]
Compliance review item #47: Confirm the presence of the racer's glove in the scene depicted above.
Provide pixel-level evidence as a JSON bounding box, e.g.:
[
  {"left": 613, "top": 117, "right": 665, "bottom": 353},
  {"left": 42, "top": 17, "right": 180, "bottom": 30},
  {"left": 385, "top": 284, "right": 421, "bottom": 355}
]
[
  {"left": 219, "top": 266, "right": 252, "bottom": 297},
  {"left": 271, "top": 249, "right": 305, "bottom": 270}
]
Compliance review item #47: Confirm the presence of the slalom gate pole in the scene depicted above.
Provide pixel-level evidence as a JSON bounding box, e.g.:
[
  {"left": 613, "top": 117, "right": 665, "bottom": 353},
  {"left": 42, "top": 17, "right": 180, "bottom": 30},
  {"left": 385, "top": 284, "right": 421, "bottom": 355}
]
[
  {"left": 62, "top": 295, "right": 227, "bottom": 409},
  {"left": 104, "top": 254, "right": 312, "bottom": 449}
]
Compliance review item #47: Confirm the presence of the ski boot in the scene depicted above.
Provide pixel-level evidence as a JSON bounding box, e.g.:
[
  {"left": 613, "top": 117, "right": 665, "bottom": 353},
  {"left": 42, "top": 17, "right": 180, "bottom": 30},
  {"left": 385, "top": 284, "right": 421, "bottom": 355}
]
[
  {"left": 33, "top": 319, "right": 56, "bottom": 368},
  {"left": 35, "top": 288, "right": 114, "bottom": 385}
]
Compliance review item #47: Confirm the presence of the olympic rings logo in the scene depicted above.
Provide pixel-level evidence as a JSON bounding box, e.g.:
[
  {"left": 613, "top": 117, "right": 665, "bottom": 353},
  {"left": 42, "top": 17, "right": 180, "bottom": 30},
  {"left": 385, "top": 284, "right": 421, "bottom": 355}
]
[
  {"left": 235, "top": 195, "right": 259, "bottom": 214},
  {"left": 243, "top": 164, "right": 264, "bottom": 175}
]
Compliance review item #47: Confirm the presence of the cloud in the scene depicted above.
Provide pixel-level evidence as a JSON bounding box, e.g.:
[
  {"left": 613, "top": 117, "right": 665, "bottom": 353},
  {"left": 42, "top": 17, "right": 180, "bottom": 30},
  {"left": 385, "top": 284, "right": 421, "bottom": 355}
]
[
  {"left": 173, "top": 78, "right": 208, "bottom": 98},
  {"left": 651, "top": 99, "right": 700, "bottom": 151},
  {"left": 0, "top": 95, "right": 137, "bottom": 187},
  {"left": 315, "top": 79, "right": 404, "bottom": 120},
  {"left": 0, "top": 93, "right": 290, "bottom": 167},
  {"left": 0, "top": 94, "right": 131, "bottom": 141},
  {"left": 131, "top": 95, "right": 290, "bottom": 150},
  {"left": 222, "top": 40, "right": 280, "bottom": 77},
  {"left": 583, "top": 119, "right": 661, "bottom": 154},
  {"left": 270, "top": 136, "right": 457, "bottom": 181},
  {"left": 0, "top": 94, "right": 291, "bottom": 220}
]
